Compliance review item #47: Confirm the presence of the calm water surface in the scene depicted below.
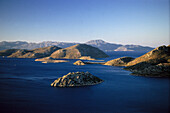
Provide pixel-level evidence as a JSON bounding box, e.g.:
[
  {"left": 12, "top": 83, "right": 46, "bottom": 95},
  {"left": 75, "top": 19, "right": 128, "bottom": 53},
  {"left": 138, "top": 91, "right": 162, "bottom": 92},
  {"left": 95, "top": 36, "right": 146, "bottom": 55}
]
[{"left": 0, "top": 52, "right": 169, "bottom": 113}]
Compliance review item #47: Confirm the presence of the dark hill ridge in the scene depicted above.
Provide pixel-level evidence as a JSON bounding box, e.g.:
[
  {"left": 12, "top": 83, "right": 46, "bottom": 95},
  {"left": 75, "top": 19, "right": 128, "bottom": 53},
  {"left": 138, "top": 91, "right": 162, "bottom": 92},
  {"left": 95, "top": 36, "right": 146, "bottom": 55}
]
[
  {"left": 6, "top": 46, "right": 61, "bottom": 58},
  {"left": 0, "top": 39, "right": 154, "bottom": 52},
  {"left": 0, "top": 49, "right": 20, "bottom": 56},
  {"left": 50, "top": 44, "right": 109, "bottom": 59}
]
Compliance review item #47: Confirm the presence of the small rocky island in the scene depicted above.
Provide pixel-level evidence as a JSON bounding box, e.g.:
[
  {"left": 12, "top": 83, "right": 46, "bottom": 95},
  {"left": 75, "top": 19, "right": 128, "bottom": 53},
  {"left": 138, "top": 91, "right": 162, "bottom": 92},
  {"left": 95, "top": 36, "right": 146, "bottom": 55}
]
[
  {"left": 51, "top": 72, "right": 103, "bottom": 87},
  {"left": 73, "top": 60, "right": 86, "bottom": 65}
]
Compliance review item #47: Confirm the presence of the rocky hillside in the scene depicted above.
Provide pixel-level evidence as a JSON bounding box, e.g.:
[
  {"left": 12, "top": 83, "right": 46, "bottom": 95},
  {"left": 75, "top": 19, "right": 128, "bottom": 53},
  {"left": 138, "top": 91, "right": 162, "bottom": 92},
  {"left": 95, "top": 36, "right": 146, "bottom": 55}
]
[
  {"left": 124, "top": 62, "right": 170, "bottom": 77},
  {"left": 1, "top": 46, "right": 61, "bottom": 58},
  {"left": 124, "top": 45, "right": 170, "bottom": 77},
  {"left": 126, "top": 45, "right": 170, "bottom": 66},
  {"left": 104, "top": 57, "right": 134, "bottom": 66},
  {"left": 0, "top": 40, "right": 154, "bottom": 52},
  {"left": 50, "top": 44, "right": 109, "bottom": 59}
]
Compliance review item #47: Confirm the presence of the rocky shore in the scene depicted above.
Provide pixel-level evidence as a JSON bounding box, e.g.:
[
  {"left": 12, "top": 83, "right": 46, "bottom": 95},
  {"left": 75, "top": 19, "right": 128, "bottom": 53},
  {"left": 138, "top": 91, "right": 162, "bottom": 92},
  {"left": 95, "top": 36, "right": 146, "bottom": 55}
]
[
  {"left": 124, "top": 63, "right": 170, "bottom": 77},
  {"left": 51, "top": 72, "right": 103, "bottom": 87}
]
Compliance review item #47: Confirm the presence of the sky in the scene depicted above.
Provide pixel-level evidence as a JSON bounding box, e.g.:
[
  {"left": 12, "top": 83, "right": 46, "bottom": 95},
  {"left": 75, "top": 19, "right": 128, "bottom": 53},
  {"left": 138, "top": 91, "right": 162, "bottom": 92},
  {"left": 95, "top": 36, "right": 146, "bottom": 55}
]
[{"left": 0, "top": 0, "right": 169, "bottom": 47}]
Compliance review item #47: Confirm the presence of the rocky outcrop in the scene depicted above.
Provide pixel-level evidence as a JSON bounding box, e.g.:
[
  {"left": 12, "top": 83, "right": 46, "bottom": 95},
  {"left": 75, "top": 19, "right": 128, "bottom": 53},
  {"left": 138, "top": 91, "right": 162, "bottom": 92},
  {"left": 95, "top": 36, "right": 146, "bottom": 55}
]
[
  {"left": 124, "top": 62, "right": 170, "bottom": 77},
  {"left": 104, "top": 57, "right": 134, "bottom": 66},
  {"left": 7, "top": 46, "right": 61, "bottom": 58},
  {"left": 35, "top": 57, "right": 68, "bottom": 63},
  {"left": 79, "top": 56, "right": 96, "bottom": 60},
  {"left": 50, "top": 44, "right": 109, "bottom": 59},
  {"left": 51, "top": 72, "right": 103, "bottom": 87},
  {"left": 124, "top": 45, "right": 170, "bottom": 77},
  {"left": 73, "top": 60, "right": 86, "bottom": 65}
]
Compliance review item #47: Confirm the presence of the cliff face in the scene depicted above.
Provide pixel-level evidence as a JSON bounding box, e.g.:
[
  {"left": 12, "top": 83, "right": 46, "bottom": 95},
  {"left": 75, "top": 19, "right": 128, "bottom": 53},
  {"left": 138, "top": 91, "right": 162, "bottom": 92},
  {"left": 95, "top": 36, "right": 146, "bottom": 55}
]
[
  {"left": 126, "top": 45, "right": 170, "bottom": 66},
  {"left": 50, "top": 44, "right": 109, "bottom": 59},
  {"left": 7, "top": 46, "right": 61, "bottom": 58}
]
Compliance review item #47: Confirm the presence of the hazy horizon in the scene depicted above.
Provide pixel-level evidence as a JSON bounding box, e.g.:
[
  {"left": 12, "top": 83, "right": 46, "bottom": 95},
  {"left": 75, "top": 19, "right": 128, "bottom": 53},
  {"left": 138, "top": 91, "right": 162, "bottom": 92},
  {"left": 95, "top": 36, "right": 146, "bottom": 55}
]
[{"left": 0, "top": 0, "right": 169, "bottom": 47}]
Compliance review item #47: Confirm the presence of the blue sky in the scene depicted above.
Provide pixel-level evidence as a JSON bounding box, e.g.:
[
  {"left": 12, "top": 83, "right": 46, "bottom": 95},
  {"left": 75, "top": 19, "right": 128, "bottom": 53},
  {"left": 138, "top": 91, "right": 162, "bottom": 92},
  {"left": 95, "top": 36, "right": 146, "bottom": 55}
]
[{"left": 0, "top": 0, "right": 169, "bottom": 47}]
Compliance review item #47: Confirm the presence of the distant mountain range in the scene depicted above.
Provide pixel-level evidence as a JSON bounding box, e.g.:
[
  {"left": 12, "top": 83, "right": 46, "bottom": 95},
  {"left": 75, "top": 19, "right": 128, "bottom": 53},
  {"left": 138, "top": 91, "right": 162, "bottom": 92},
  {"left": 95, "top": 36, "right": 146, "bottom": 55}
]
[
  {"left": 0, "top": 44, "right": 108, "bottom": 59},
  {"left": 0, "top": 39, "right": 154, "bottom": 52}
]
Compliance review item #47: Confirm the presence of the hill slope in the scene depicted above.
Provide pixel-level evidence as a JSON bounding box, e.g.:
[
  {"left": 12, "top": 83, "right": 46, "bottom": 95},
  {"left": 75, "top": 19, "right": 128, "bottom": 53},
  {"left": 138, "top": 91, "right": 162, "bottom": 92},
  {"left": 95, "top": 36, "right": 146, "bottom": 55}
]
[
  {"left": 50, "top": 44, "right": 109, "bottom": 59},
  {"left": 104, "top": 57, "right": 134, "bottom": 66},
  {"left": 126, "top": 45, "right": 170, "bottom": 66},
  {"left": 0, "top": 49, "right": 20, "bottom": 56},
  {"left": 3, "top": 46, "right": 61, "bottom": 58},
  {"left": 124, "top": 45, "right": 170, "bottom": 77}
]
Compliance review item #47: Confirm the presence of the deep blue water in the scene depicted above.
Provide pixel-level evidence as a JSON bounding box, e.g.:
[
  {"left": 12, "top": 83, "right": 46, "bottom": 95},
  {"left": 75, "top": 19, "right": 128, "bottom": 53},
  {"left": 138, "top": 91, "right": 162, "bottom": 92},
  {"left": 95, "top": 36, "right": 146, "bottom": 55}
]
[{"left": 0, "top": 51, "right": 169, "bottom": 113}]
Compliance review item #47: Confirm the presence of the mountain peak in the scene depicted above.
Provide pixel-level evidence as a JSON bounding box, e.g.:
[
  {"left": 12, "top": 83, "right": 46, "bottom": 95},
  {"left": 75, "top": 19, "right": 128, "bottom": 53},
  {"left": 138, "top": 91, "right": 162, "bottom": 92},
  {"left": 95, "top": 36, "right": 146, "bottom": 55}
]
[{"left": 86, "top": 39, "right": 107, "bottom": 44}]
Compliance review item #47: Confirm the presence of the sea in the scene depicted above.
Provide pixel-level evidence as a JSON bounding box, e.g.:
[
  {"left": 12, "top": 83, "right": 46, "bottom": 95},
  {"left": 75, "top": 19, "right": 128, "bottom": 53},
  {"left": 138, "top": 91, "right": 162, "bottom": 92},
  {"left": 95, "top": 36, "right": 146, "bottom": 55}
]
[{"left": 0, "top": 51, "right": 169, "bottom": 113}]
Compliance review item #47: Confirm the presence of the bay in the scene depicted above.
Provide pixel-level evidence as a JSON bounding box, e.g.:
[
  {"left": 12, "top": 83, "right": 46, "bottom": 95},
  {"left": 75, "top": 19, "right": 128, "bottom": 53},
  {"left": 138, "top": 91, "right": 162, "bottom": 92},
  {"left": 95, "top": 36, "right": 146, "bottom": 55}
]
[{"left": 0, "top": 51, "right": 169, "bottom": 113}]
